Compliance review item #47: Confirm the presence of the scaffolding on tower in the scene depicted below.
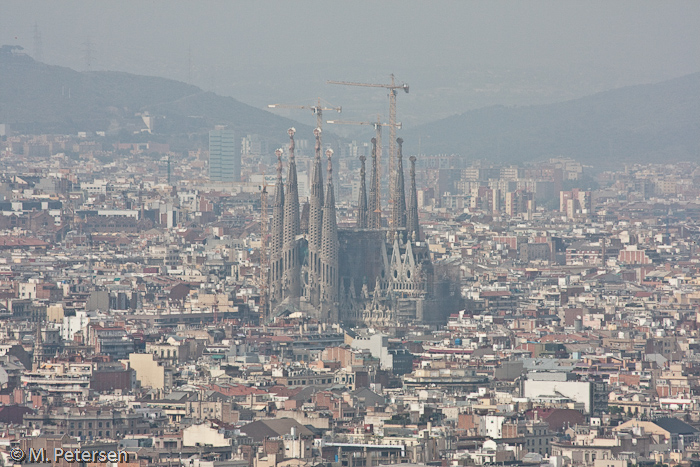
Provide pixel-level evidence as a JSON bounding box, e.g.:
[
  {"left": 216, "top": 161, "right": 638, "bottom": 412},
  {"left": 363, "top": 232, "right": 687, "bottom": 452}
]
[
  {"left": 327, "top": 74, "right": 408, "bottom": 226},
  {"left": 326, "top": 116, "right": 400, "bottom": 223}
]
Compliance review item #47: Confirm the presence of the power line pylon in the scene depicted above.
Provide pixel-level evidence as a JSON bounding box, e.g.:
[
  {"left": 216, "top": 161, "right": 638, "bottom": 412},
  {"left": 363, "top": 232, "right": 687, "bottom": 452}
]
[
  {"left": 32, "top": 21, "right": 43, "bottom": 62},
  {"left": 83, "top": 37, "right": 95, "bottom": 70}
]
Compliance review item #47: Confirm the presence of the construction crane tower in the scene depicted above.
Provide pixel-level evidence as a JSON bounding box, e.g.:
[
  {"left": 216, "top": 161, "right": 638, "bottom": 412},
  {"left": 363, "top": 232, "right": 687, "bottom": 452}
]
[
  {"left": 259, "top": 176, "right": 269, "bottom": 321},
  {"left": 327, "top": 74, "right": 408, "bottom": 224},
  {"left": 268, "top": 98, "right": 341, "bottom": 130}
]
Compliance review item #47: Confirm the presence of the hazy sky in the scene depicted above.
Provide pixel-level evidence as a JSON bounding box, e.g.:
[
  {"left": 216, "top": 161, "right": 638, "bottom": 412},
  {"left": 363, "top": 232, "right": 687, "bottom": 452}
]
[{"left": 2, "top": 1, "right": 699, "bottom": 129}]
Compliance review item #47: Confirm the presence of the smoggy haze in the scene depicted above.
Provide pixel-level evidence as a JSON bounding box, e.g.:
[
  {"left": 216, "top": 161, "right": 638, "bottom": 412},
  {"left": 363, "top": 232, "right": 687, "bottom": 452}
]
[{"left": 2, "top": 1, "right": 699, "bottom": 129}]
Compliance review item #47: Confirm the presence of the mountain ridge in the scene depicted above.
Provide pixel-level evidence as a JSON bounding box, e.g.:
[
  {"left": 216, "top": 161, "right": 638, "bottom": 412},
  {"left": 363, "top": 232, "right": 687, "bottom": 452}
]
[
  {"left": 408, "top": 72, "right": 700, "bottom": 164},
  {"left": 2, "top": 48, "right": 698, "bottom": 165},
  {"left": 0, "top": 49, "right": 316, "bottom": 142}
]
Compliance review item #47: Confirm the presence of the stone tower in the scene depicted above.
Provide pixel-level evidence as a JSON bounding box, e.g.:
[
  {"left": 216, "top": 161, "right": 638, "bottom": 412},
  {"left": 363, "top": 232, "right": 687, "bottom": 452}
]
[
  {"left": 320, "top": 149, "right": 339, "bottom": 320},
  {"left": 32, "top": 321, "right": 43, "bottom": 372},
  {"left": 391, "top": 137, "right": 407, "bottom": 235},
  {"left": 357, "top": 155, "right": 368, "bottom": 229},
  {"left": 368, "top": 137, "right": 381, "bottom": 229},
  {"left": 407, "top": 155, "right": 420, "bottom": 241},
  {"left": 282, "top": 128, "right": 301, "bottom": 301},
  {"left": 269, "top": 148, "right": 285, "bottom": 306},
  {"left": 307, "top": 128, "right": 325, "bottom": 307}
]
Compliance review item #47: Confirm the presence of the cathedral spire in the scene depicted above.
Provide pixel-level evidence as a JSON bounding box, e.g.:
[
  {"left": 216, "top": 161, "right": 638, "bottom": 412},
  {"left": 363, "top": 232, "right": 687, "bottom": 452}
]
[
  {"left": 308, "top": 127, "right": 325, "bottom": 306},
  {"left": 406, "top": 155, "right": 420, "bottom": 241},
  {"left": 320, "top": 148, "right": 339, "bottom": 319},
  {"left": 368, "top": 137, "right": 381, "bottom": 229},
  {"left": 282, "top": 128, "right": 301, "bottom": 299},
  {"left": 391, "top": 137, "right": 407, "bottom": 235},
  {"left": 357, "top": 155, "right": 368, "bottom": 229},
  {"left": 270, "top": 148, "right": 285, "bottom": 305},
  {"left": 32, "top": 321, "right": 43, "bottom": 372}
]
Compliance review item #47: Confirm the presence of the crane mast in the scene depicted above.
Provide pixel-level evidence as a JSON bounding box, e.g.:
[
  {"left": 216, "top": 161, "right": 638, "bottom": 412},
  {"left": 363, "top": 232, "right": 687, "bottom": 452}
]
[
  {"left": 327, "top": 74, "right": 408, "bottom": 227},
  {"left": 259, "top": 179, "right": 269, "bottom": 322},
  {"left": 387, "top": 75, "right": 400, "bottom": 209}
]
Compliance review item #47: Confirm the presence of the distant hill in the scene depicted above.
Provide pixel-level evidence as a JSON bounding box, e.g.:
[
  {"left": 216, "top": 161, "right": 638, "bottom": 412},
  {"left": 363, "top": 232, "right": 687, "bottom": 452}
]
[
  {"left": 0, "top": 47, "right": 315, "bottom": 142},
  {"left": 410, "top": 72, "right": 700, "bottom": 164},
  {"left": 3, "top": 47, "right": 698, "bottom": 165}
]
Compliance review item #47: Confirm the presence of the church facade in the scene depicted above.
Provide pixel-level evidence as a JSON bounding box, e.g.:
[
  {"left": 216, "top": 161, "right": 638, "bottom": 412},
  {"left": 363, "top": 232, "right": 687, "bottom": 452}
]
[{"left": 268, "top": 129, "right": 459, "bottom": 327}]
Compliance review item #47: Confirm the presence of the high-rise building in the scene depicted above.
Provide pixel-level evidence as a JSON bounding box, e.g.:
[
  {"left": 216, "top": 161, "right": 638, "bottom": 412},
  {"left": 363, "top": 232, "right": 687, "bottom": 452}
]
[
  {"left": 208, "top": 129, "right": 240, "bottom": 182},
  {"left": 505, "top": 190, "right": 535, "bottom": 218},
  {"left": 560, "top": 188, "right": 591, "bottom": 219}
]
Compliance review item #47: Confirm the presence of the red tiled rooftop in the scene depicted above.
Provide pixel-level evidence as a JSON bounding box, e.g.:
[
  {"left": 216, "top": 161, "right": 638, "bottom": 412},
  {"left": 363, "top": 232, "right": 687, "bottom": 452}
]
[
  {"left": 270, "top": 336, "right": 294, "bottom": 343},
  {"left": 481, "top": 291, "right": 511, "bottom": 297}
]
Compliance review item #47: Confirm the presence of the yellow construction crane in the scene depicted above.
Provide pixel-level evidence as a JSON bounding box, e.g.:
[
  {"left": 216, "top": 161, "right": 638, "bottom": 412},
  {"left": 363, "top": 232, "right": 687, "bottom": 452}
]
[
  {"left": 326, "top": 117, "right": 400, "bottom": 216},
  {"left": 327, "top": 74, "right": 408, "bottom": 220},
  {"left": 268, "top": 98, "right": 341, "bottom": 130}
]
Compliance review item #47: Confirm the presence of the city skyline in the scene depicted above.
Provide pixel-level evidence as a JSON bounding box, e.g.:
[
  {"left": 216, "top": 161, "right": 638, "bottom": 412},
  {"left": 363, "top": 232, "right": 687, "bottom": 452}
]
[{"left": 2, "top": 3, "right": 700, "bottom": 467}]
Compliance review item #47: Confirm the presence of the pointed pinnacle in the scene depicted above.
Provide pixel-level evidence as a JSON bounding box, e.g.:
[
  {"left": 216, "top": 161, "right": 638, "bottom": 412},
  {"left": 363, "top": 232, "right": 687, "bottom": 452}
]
[{"left": 326, "top": 149, "right": 334, "bottom": 177}]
